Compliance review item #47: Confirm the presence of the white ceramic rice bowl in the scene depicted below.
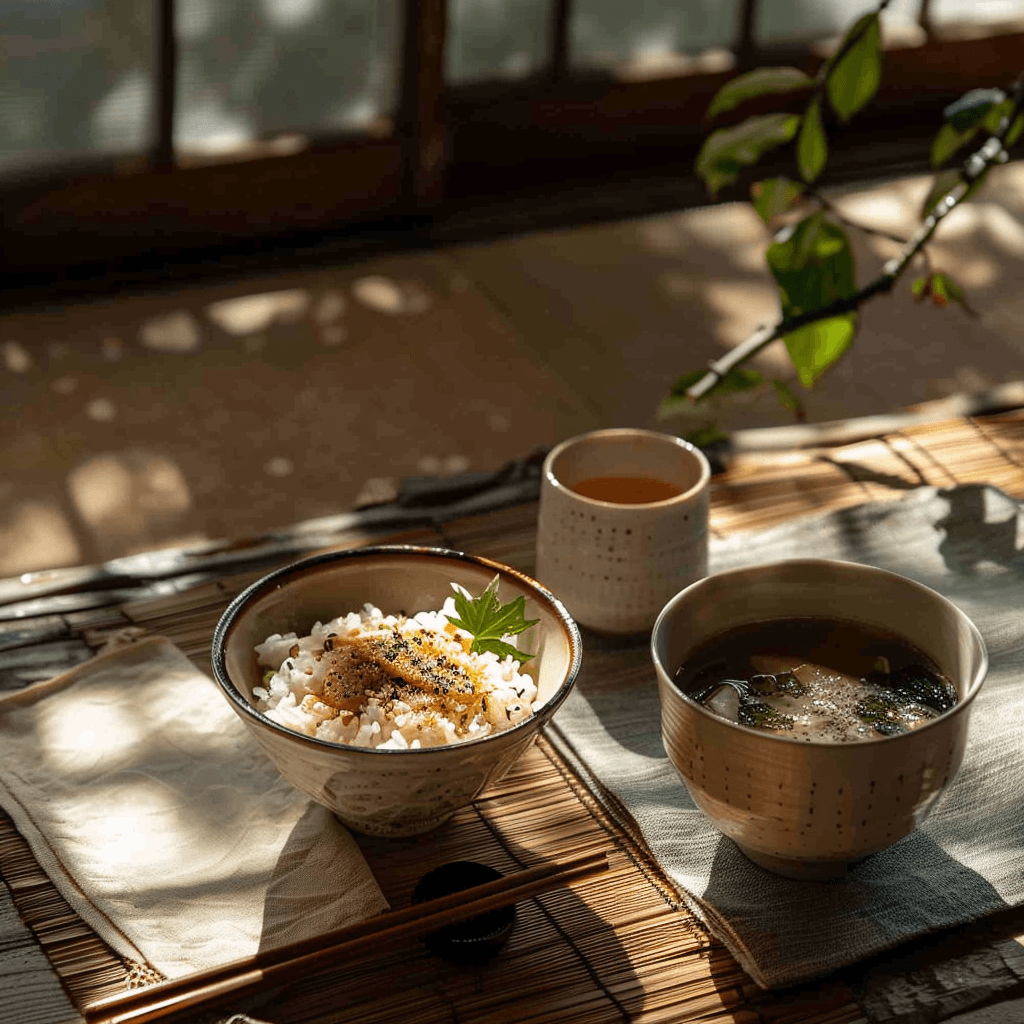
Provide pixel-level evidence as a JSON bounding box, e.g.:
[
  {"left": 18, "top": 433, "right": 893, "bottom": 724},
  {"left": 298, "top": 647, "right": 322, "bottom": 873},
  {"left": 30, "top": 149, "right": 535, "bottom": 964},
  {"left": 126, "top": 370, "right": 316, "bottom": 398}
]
[{"left": 212, "top": 545, "right": 582, "bottom": 837}]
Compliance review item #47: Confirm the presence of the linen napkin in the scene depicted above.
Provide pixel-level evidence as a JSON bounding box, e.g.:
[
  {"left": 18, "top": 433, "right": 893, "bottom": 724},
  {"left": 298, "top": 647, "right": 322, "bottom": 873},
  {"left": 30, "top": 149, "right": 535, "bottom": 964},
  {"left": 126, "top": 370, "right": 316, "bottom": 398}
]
[
  {"left": 0, "top": 636, "right": 388, "bottom": 986},
  {"left": 549, "top": 483, "right": 1024, "bottom": 989}
]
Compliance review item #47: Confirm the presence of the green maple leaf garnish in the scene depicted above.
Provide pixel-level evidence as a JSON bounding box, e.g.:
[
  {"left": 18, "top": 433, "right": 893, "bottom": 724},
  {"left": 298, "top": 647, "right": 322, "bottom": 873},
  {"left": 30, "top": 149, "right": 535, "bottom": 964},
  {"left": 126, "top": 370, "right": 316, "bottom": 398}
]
[{"left": 446, "top": 575, "right": 539, "bottom": 662}]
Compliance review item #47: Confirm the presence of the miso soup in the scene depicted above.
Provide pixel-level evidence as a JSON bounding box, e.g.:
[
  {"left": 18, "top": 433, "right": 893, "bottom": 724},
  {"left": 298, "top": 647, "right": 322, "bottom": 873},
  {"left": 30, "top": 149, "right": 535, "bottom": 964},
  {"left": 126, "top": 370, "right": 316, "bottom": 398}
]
[{"left": 674, "top": 617, "right": 957, "bottom": 742}]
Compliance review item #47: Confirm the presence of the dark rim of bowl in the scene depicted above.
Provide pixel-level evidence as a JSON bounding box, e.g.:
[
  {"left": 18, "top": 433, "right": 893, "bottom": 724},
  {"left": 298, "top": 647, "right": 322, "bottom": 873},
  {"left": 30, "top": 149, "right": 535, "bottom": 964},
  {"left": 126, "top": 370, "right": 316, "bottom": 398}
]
[
  {"left": 650, "top": 558, "right": 989, "bottom": 746},
  {"left": 211, "top": 544, "right": 583, "bottom": 756}
]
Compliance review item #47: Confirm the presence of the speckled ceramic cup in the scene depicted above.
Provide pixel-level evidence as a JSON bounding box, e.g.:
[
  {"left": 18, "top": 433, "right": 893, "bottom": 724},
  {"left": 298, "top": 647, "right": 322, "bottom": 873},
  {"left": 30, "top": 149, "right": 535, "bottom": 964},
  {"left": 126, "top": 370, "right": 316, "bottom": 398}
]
[{"left": 534, "top": 428, "right": 710, "bottom": 635}]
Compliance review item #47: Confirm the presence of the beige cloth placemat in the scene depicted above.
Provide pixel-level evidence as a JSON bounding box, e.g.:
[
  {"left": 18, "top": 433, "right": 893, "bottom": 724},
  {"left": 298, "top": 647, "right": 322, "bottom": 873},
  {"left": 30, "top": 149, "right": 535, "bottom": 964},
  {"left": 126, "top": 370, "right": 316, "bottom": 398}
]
[
  {"left": 550, "top": 484, "right": 1024, "bottom": 989},
  {"left": 0, "top": 636, "right": 387, "bottom": 982}
]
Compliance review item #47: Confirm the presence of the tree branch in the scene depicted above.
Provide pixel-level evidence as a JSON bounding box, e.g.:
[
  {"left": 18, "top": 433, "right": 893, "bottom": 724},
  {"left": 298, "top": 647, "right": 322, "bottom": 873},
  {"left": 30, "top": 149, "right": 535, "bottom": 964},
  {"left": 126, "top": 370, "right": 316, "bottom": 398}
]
[{"left": 685, "top": 83, "right": 1024, "bottom": 404}]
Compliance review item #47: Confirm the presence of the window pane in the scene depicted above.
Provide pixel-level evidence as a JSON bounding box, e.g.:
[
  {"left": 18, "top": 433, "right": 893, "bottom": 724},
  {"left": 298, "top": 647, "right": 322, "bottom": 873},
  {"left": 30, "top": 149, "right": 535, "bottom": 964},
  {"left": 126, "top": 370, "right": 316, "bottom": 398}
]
[
  {"left": 175, "top": 0, "right": 402, "bottom": 159},
  {"left": 571, "top": 0, "right": 739, "bottom": 76},
  {"left": 446, "top": 0, "right": 552, "bottom": 84},
  {"left": 930, "top": 0, "right": 1024, "bottom": 29},
  {"left": 0, "top": 1, "right": 153, "bottom": 176},
  {"left": 756, "top": 0, "right": 922, "bottom": 45}
]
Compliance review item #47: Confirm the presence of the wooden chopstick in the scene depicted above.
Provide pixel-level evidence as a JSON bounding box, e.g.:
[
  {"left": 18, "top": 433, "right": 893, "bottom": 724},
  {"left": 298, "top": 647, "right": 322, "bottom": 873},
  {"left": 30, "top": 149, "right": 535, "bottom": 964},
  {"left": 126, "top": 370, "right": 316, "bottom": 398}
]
[{"left": 83, "top": 849, "right": 610, "bottom": 1024}]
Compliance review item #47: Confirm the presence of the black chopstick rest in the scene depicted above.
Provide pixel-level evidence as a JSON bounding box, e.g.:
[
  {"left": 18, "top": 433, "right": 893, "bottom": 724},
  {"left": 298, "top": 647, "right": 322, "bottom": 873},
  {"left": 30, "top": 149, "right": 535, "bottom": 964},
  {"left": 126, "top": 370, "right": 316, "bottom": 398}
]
[{"left": 411, "top": 861, "right": 516, "bottom": 963}]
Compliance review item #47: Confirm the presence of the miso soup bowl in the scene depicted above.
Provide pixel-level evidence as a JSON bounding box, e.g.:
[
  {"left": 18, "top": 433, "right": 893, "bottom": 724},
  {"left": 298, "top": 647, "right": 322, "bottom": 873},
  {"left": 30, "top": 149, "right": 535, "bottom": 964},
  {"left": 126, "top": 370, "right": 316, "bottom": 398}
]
[
  {"left": 651, "top": 559, "right": 987, "bottom": 880},
  {"left": 213, "top": 546, "right": 581, "bottom": 837}
]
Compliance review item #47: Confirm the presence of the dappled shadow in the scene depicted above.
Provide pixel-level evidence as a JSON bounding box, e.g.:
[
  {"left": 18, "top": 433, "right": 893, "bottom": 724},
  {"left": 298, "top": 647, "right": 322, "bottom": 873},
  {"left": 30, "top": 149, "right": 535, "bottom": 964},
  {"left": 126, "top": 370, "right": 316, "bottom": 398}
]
[
  {"left": 817, "top": 453, "right": 928, "bottom": 490},
  {"left": 934, "top": 483, "right": 1024, "bottom": 576},
  {"left": 301, "top": 815, "right": 649, "bottom": 1022},
  {"left": 569, "top": 626, "right": 669, "bottom": 763}
]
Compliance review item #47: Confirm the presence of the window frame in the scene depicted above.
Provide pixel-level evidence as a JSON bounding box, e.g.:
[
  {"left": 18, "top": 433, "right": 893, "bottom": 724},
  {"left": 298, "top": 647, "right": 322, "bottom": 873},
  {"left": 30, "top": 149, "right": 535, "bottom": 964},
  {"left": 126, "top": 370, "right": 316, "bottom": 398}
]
[{"left": 1, "top": 0, "right": 1021, "bottom": 298}]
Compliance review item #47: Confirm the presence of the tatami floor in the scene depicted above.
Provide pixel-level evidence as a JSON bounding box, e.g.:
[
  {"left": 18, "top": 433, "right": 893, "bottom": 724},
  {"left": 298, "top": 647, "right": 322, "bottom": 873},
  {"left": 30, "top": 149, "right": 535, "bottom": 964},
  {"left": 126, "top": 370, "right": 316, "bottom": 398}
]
[{"left": 2, "top": 163, "right": 1024, "bottom": 577}]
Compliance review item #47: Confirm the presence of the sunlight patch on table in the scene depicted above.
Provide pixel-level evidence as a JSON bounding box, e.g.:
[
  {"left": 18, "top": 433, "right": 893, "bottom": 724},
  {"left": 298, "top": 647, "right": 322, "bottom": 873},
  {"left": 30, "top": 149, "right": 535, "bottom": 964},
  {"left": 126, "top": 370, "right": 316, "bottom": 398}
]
[
  {"left": 352, "top": 275, "right": 431, "bottom": 315},
  {"left": 0, "top": 500, "right": 80, "bottom": 574},
  {"left": 264, "top": 456, "right": 294, "bottom": 478},
  {"left": 660, "top": 275, "right": 791, "bottom": 373},
  {"left": 979, "top": 204, "right": 1024, "bottom": 260},
  {"left": 37, "top": 695, "right": 145, "bottom": 774},
  {"left": 139, "top": 311, "right": 201, "bottom": 353},
  {"left": 320, "top": 324, "right": 347, "bottom": 345},
  {"left": 934, "top": 202, "right": 983, "bottom": 241},
  {"left": 831, "top": 189, "right": 915, "bottom": 234},
  {"left": 313, "top": 290, "right": 346, "bottom": 324},
  {"left": 2, "top": 341, "right": 32, "bottom": 373},
  {"left": 207, "top": 289, "right": 310, "bottom": 335},
  {"left": 87, "top": 398, "right": 118, "bottom": 422},
  {"left": 416, "top": 454, "right": 469, "bottom": 475},
  {"left": 934, "top": 250, "right": 999, "bottom": 289},
  {"left": 355, "top": 477, "right": 397, "bottom": 506},
  {"left": 641, "top": 206, "right": 767, "bottom": 272},
  {"left": 67, "top": 451, "right": 193, "bottom": 553}
]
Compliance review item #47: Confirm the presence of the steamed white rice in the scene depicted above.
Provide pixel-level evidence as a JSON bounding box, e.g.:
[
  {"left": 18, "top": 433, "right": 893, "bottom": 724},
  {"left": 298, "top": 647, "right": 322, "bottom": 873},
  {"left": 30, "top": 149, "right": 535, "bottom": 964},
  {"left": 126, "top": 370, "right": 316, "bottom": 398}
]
[{"left": 253, "top": 593, "right": 539, "bottom": 749}]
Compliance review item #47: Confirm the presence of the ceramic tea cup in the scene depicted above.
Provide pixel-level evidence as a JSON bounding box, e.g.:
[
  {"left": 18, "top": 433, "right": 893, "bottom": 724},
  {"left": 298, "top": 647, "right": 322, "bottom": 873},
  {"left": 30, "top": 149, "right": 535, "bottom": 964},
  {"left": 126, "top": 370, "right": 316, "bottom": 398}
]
[
  {"left": 535, "top": 428, "right": 710, "bottom": 635},
  {"left": 651, "top": 559, "right": 988, "bottom": 879}
]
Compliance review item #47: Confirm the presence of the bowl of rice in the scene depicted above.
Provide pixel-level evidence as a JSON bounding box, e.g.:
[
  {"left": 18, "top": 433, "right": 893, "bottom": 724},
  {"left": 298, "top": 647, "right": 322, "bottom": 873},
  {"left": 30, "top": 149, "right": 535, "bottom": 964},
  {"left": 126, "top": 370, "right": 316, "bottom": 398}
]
[{"left": 212, "top": 545, "right": 582, "bottom": 836}]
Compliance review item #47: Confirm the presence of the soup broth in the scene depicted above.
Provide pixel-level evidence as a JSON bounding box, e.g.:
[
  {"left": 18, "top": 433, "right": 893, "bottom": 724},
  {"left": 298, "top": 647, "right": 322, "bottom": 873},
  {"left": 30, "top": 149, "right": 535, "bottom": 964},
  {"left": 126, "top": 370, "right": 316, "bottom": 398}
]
[{"left": 674, "top": 617, "right": 957, "bottom": 742}]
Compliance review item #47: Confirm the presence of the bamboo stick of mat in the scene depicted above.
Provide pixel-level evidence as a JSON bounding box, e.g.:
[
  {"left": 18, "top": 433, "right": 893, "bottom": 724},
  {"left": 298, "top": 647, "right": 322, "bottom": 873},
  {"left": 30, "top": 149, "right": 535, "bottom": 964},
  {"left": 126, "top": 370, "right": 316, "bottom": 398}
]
[{"left": 83, "top": 850, "right": 610, "bottom": 1024}]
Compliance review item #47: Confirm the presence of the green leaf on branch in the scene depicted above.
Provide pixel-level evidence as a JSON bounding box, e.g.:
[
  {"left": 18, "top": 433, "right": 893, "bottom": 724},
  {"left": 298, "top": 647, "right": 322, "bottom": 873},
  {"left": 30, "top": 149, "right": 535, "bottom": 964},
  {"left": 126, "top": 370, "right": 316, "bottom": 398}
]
[
  {"left": 932, "top": 94, "right": 1014, "bottom": 167},
  {"left": 766, "top": 213, "right": 858, "bottom": 387},
  {"left": 931, "top": 123, "right": 976, "bottom": 168},
  {"left": 1007, "top": 114, "right": 1024, "bottom": 148},
  {"left": 825, "top": 13, "right": 881, "bottom": 122},
  {"left": 943, "top": 88, "right": 1006, "bottom": 131},
  {"left": 931, "top": 273, "right": 966, "bottom": 308},
  {"left": 706, "top": 67, "right": 814, "bottom": 121},
  {"left": 767, "top": 213, "right": 856, "bottom": 311},
  {"left": 914, "top": 272, "right": 976, "bottom": 315},
  {"left": 750, "top": 177, "right": 804, "bottom": 224},
  {"left": 983, "top": 97, "right": 1015, "bottom": 133},
  {"left": 784, "top": 316, "right": 858, "bottom": 388},
  {"left": 695, "top": 113, "right": 801, "bottom": 196},
  {"left": 797, "top": 97, "right": 827, "bottom": 183},
  {"left": 771, "top": 379, "right": 806, "bottom": 420}
]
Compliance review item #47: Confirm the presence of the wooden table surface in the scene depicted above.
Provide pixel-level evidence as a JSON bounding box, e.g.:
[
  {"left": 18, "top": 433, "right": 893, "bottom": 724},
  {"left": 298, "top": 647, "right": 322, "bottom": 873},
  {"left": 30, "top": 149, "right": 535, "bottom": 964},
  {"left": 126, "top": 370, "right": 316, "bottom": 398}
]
[{"left": 2, "top": 411, "right": 1024, "bottom": 1024}]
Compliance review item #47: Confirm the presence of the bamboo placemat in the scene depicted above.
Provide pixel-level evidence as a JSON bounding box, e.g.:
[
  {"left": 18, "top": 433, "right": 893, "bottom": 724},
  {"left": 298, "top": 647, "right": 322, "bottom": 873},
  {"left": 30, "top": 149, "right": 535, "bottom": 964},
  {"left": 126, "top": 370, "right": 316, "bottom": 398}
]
[{"left": 3, "top": 412, "right": 1024, "bottom": 1024}]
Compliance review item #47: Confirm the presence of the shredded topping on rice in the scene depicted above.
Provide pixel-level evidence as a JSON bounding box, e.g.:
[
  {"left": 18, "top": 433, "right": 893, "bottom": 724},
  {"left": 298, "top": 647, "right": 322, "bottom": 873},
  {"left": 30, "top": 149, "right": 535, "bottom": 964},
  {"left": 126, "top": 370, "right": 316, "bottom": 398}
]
[{"left": 252, "top": 597, "right": 539, "bottom": 749}]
